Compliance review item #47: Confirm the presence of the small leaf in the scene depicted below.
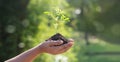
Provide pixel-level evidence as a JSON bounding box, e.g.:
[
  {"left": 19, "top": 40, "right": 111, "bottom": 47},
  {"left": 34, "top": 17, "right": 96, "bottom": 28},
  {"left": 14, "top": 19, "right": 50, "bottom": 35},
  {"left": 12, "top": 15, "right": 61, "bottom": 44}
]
[
  {"left": 44, "top": 12, "right": 51, "bottom": 15},
  {"left": 64, "top": 18, "right": 69, "bottom": 21}
]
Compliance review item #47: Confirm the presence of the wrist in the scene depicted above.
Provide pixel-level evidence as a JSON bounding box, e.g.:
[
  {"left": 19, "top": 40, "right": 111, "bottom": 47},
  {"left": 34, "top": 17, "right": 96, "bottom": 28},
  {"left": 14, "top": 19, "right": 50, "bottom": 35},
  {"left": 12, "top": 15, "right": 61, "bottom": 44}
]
[{"left": 36, "top": 44, "right": 45, "bottom": 54}]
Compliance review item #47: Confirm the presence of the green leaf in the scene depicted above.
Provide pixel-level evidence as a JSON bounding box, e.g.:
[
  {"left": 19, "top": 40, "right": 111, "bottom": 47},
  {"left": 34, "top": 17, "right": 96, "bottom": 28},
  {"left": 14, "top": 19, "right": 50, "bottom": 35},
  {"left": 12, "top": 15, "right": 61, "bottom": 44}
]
[{"left": 44, "top": 12, "right": 51, "bottom": 15}]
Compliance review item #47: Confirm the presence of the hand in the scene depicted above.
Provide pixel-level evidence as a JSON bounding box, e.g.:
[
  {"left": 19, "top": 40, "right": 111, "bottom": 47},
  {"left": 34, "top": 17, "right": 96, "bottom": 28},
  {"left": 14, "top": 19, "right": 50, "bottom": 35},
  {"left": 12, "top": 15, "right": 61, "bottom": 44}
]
[
  {"left": 5, "top": 39, "right": 74, "bottom": 62},
  {"left": 38, "top": 39, "right": 74, "bottom": 55}
]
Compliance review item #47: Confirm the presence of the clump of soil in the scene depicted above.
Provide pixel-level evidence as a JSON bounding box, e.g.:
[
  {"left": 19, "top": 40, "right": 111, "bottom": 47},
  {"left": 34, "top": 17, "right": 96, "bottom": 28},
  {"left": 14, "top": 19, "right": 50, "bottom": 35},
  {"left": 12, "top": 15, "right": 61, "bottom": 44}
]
[{"left": 46, "top": 33, "right": 69, "bottom": 46}]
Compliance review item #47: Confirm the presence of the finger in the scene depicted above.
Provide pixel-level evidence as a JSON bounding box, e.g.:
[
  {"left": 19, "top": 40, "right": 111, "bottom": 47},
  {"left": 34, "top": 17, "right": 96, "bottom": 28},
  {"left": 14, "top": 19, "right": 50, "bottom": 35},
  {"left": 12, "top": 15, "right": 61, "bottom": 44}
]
[
  {"left": 68, "top": 41, "right": 74, "bottom": 46},
  {"left": 63, "top": 42, "right": 73, "bottom": 49},
  {"left": 59, "top": 46, "right": 71, "bottom": 54},
  {"left": 50, "top": 42, "right": 74, "bottom": 55},
  {"left": 54, "top": 41, "right": 73, "bottom": 51},
  {"left": 48, "top": 40, "right": 63, "bottom": 46},
  {"left": 68, "top": 39, "right": 74, "bottom": 42},
  {"left": 55, "top": 43, "right": 73, "bottom": 54},
  {"left": 60, "top": 41, "right": 74, "bottom": 52}
]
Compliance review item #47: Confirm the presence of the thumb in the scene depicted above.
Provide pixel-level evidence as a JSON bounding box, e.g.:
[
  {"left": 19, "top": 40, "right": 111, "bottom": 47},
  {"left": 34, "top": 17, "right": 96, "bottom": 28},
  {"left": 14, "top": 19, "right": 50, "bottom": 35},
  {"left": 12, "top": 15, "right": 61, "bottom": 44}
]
[
  {"left": 68, "top": 39, "right": 74, "bottom": 46},
  {"left": 68, "top": 39, "right": 74, "bottom": 42},
  {"left": 49, "top": 40, "right": 63, "bottom": 46}
]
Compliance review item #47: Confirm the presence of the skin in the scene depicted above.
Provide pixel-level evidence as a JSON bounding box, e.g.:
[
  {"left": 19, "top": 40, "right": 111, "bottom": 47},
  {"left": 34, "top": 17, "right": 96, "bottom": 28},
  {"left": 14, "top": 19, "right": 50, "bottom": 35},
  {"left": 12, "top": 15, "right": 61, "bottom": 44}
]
[{"left": 5, "top": 39, "right": 74, "bottom": 62}]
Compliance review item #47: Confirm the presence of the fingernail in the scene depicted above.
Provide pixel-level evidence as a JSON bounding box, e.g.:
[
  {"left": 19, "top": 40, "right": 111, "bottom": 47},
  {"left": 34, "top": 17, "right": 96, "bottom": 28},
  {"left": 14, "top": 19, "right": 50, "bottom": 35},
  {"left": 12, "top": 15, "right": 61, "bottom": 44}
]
[
  {"left": 69, "top": 42, "right": 74, "bottom": 46},
  {"left": 68, "top": 39, "right": 74, "bottom": 42}
]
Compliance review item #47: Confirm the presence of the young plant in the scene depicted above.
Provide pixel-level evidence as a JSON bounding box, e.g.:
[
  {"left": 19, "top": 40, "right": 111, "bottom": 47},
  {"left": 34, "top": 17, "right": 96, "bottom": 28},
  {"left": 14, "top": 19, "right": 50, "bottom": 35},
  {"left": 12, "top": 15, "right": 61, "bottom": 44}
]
[
  {"left": 44, "top": 8, "right": 70, "bottom": 45},
  {"left": 44, "top": 8, "right": 70, "bottom": 33}
]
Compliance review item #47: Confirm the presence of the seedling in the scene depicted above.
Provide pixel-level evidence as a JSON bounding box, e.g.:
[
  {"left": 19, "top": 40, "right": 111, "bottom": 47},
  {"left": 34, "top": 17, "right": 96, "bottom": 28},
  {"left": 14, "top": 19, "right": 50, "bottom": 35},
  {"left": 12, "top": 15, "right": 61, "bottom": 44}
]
[
  {"left": 44, "top": 8, "right": 69, "bottom": 33},
  {"left": 44, "top": 8, "right": 70, "bottom": 45}
]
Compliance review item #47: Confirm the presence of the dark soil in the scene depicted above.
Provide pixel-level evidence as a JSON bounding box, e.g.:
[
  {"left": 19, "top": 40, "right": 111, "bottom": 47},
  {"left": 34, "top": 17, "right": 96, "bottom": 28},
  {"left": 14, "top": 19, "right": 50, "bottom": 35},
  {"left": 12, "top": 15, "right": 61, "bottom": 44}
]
[{"left": 46, "top": 33, "right": 69, "bottom": 46}]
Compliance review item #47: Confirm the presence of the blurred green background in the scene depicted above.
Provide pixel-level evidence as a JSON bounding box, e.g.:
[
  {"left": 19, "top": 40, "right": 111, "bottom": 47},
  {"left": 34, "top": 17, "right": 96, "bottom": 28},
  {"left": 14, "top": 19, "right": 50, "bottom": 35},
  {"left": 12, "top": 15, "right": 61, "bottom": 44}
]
[{"left": 0, "top": 0, "right": 120, "bottom": 62}]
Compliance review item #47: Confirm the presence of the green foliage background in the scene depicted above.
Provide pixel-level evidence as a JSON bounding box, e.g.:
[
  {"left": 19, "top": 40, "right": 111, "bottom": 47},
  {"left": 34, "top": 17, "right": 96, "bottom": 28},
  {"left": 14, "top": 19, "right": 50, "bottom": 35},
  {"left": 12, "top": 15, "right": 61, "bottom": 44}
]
[{"left": 0, "top": 0, "right": 120, "bottom": 62}]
